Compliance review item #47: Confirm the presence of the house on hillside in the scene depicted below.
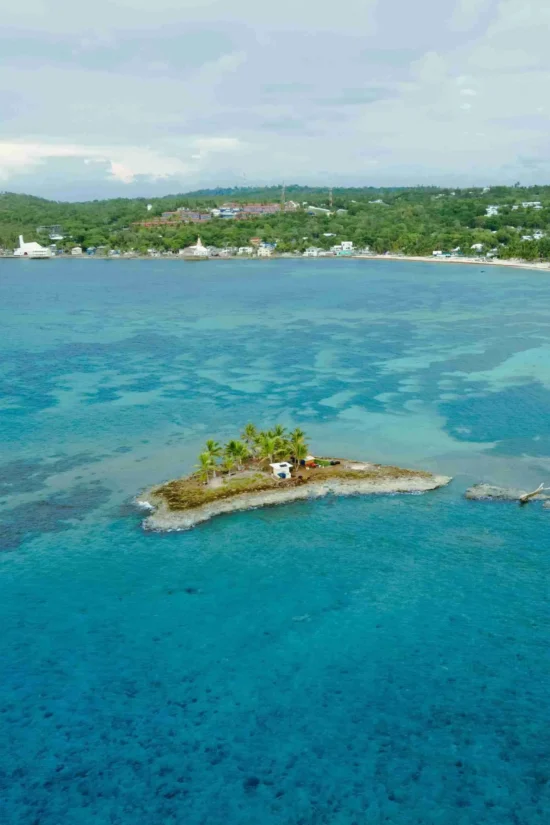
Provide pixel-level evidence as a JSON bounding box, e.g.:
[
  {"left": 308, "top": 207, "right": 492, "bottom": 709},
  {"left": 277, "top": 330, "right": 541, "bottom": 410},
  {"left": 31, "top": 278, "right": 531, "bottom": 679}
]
[
  {"left": 257, "top": 244, "right": 274, "bottom": 257},
  {"left": 307, "top": 206, "right": 332, "bottom": 216}
]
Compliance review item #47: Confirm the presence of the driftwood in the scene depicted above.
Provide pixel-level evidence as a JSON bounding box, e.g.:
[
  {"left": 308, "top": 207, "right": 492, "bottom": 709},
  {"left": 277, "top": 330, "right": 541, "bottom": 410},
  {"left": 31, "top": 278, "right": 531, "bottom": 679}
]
[{"left": 519, "top": 483, "right": 546, "bottom": 505}]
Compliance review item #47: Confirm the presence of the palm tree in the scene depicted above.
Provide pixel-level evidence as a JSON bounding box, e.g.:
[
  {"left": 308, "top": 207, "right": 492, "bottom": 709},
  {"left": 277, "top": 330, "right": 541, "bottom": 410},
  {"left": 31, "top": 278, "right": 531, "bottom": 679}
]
[
  {"left": 270, "top": 424, "right": 287, "bottom": 439},
  {"left": 196, "top": 452, "right": 214, "bottom": 483},
  {"left": 274, "top": 437, "right": 291, "bottom": 461},
  {"left": 257, "top": 433, "right": 279, "bottom": 466},
  {"left": 233, "top": 441, "right": 250, "bottom": 470},
  {"left": 241, "top": 423, "right": 259, "bottom": 451},
  {"left": 289, "top": 428, "right": 309, "bottom": 462},
  {"left": 205, "top": 439, "right": 223, "bottom": 459},
  {"left": 224, "top": 439, "right": 249, "bottom": 471},
  {"left": 205, "top": 439, "right": 223, "bottom": 477},
  {"left": 222, "top": 455, "right": 236, "bottom": 475},
  {"left": 289, "top": 427, "right": 306, "bottom": 444},
  {"left": 293, "top": 441, "right": 309, "bottom": 467}
]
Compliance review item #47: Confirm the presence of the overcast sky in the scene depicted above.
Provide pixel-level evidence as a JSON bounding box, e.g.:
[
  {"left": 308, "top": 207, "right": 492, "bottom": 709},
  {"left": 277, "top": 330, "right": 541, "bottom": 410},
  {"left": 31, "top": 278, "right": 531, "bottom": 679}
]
[{"left": 1, "top": 0, "right": 549, "bottom": 199}]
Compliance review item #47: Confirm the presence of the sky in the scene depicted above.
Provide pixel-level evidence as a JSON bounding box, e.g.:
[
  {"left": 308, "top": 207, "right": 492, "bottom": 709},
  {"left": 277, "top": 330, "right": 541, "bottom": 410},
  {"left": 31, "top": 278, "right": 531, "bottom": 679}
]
[{"left": 1, "top": 0, "right": 549, "bottom": 200}]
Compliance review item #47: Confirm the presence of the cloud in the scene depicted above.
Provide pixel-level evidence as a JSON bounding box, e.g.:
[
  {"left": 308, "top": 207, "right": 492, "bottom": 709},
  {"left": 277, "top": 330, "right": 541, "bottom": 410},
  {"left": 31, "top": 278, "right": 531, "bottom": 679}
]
[
  {"left": 450, "top": 0, "right": 495, "bottom": 31},
  {"left": 3, "top": 0, "right": 379, "bottom": 34},
  {"left": 1, "top": 0, "right": 550, "bottom": 196},
  {"left": 0, "top": 138, "right": 242, "bottom": 183}
]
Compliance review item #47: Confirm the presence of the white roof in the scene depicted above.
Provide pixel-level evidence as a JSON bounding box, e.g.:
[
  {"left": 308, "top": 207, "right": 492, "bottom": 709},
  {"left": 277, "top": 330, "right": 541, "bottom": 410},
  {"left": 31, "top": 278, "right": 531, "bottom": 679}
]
[
  {"left": 305, "top": 455, "right": 315, "bottom": 462},
  {"left": 270, "top": 462, "right": 292, "bottom": 469},
  {"left": 21, "top": 241, "right": 47, "bottom": 251}
]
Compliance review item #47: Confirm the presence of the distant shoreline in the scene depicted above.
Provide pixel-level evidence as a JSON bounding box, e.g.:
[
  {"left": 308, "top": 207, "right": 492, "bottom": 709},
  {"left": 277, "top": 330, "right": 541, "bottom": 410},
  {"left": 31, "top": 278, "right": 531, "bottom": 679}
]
[
  {"left": 3, "top": 253, "right": 550, "bottom": 273},
  {"left": 358, "top": 254, "right": 550, "bottom": 273}
]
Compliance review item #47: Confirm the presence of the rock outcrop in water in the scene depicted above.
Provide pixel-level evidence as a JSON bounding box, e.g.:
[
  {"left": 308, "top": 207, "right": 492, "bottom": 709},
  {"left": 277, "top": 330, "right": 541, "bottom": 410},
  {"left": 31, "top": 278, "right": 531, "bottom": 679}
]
[
  {"left": 465, "top": 483, "right": 550, "bottom": 504},
  {"left": 137, "top": 461, "right": 452, "bottom": 532}
]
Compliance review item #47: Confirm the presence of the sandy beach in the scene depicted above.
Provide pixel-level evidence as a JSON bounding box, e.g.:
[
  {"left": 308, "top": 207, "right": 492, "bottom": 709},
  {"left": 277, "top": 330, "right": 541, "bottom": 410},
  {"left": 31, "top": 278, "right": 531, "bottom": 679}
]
[{"left": 356, "top": 254, "right": 550, "bottom": 273}]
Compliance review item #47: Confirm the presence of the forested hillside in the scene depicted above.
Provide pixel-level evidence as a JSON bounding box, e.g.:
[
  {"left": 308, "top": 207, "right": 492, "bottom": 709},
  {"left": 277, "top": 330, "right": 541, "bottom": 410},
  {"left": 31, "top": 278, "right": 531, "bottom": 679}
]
[{"left": 2, "top": 185, "right": 550, "bottom": 259}]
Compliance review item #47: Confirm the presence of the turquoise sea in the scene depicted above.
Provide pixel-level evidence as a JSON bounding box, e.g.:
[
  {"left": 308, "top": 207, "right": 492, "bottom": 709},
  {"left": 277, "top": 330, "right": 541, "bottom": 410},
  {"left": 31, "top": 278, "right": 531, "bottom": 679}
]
[{"left": 1, "top": 258, "right": 549, "bottom": 824}]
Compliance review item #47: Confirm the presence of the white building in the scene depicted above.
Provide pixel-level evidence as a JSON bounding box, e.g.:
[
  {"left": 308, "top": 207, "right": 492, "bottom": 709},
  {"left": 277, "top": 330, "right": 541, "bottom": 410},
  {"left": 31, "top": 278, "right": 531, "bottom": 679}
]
[
  {"left": 13, "top": 235, "right": 52, "bottom": 259},
  {"left": 270, "top": 462, "right": 293, "bottom": 480},
  {"left": 432, "top": 251, "right": 443, "bottom": 257},
  {"left": 238, "top": 246, "right": 254, "bottom": 256},
  {"left": 486, "top": 206, "right": 499, "bottom": 217},
  {"left": 257, "top": 245, "right": 273, "bottom": 257},
  {"left": 71, "top": 246, "right": 83, "bottom": 256},
  {"left": 522, "top": 201, "right": 543, "bottom": 209},
  {"left": 303, "top": 247, "right": 321, "bottom": 257},
  {"left": 191, "top": 237, "right": 208, "bottom": 257},
  {"left": 180, "top": 237, "right": 209, "bottom": 258},
  {"left": 471, "top": 243, "right": 484, "bottom": 252},
  {"left": 331, "top": 241, "right": 354, "bottom": 256}
]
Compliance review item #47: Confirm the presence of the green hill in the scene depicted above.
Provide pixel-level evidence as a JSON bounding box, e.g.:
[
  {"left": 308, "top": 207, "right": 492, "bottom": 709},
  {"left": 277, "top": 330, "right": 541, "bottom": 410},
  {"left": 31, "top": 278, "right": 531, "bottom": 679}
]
[{"left": 2, "top": 185, "right": 550, "bottom": 260}]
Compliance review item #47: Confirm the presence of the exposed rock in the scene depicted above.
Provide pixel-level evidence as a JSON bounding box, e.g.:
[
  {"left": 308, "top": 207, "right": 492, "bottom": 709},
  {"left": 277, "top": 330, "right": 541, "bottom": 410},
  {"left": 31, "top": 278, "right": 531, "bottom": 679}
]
[
  {"left": 465, "top": 483, "right": 550, "bottom": 502},
  {"left": 139, "top": 473, "right": 452, "bottom": 532}
]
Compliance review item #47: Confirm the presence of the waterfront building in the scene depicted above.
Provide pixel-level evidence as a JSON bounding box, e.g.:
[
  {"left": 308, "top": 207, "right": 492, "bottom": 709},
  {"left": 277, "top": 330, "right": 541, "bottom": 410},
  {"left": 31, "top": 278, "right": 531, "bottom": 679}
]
[{"left": 13, "top": 235, "right": 52, "bottom": 259}]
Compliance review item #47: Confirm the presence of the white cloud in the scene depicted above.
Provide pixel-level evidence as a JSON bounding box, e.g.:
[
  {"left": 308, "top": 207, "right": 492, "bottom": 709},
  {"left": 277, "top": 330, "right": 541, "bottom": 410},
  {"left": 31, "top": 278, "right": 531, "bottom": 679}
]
[
  {"left": 410, "top": 51, "right": 448, "bottom": 85},
  {"left": 1, "top": 0, "right": 550, "bottom": 195},
  {"left": 450, "top": 0, "right": 494, "bottom": 31},
  {"left": 0, "top": 138, "right": 242, "bottom": 183},
  {"left": 3, "top": 0, "right": 379, "bottom": 34}
]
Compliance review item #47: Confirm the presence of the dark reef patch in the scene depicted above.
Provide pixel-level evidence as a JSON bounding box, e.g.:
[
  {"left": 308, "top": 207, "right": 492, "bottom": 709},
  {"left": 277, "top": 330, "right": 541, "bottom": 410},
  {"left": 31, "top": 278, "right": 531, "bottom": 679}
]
[
  {"left": 1, "top": 483, "right": 111, "bottom": 551},
  {"left": 0, "top": 453, "right": 102, "bottom": 496}
]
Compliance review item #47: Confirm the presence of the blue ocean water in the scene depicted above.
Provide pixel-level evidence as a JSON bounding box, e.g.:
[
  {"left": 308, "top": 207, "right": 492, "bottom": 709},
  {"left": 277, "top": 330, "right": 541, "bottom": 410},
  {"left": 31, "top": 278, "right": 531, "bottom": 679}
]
[{"left": 1, "top": 258, "right": 549, "bottom": 824}]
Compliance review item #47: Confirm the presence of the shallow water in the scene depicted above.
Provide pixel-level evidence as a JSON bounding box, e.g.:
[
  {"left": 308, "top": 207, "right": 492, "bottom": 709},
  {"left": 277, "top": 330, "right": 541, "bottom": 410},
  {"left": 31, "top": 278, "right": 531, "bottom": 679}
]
[{"left": 1, "top": 258, "right": 549, "bottom": 824}]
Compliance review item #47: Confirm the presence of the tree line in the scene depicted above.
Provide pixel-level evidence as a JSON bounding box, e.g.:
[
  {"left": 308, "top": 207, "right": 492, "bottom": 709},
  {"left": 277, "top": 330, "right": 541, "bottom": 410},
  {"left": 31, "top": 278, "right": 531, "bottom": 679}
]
[
  {"left": 2, "top": 186, "right": 550, "bottom": 260},
  {"left": 196, "top": 424, "right": 309, "bottom": 482}
]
